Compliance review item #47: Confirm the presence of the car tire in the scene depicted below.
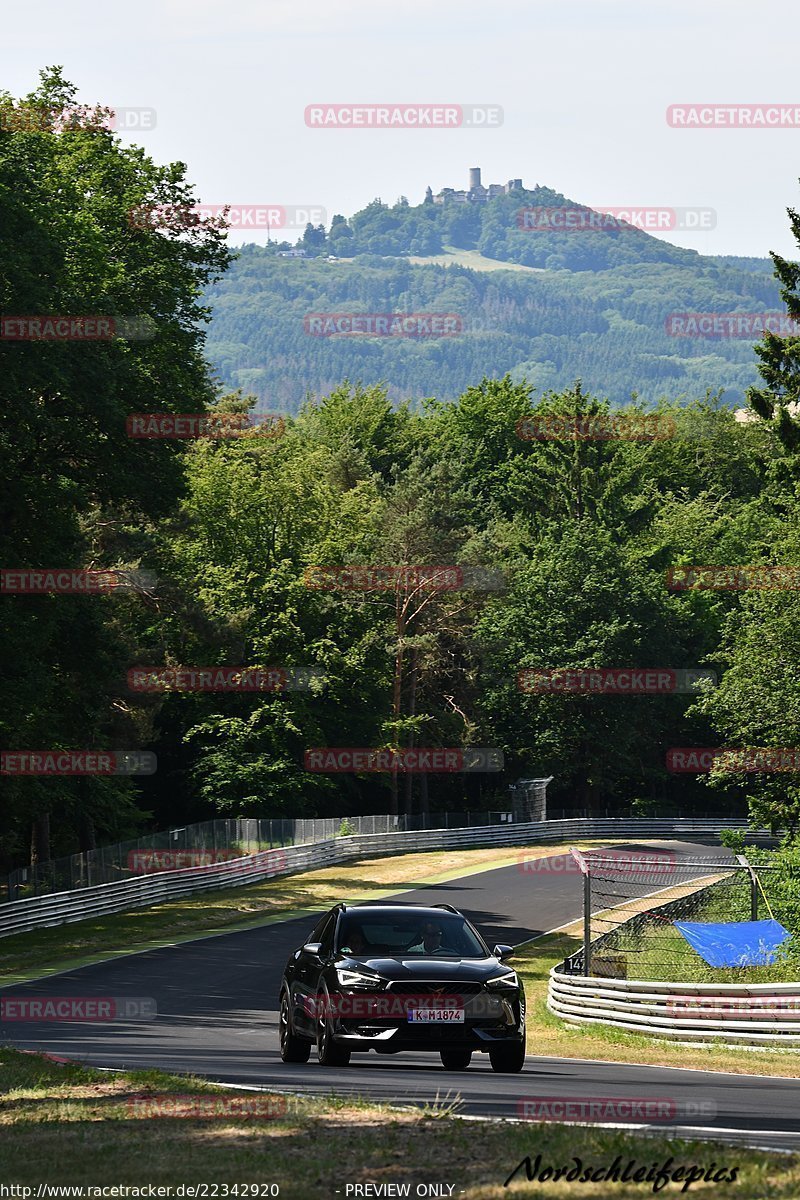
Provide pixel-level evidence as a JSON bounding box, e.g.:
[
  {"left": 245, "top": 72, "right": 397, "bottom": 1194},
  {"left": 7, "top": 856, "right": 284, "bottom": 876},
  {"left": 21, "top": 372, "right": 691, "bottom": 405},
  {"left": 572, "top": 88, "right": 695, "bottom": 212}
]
[
  {"left": 488, "top": 1040, "right": 526, "bottom": 1073},
  {"left": 279, "top": 990, "right": 311, "bottom": 1063},
  {"left": 440, "top": 1048, "right": 472, "bottom": 1070},
  {"left": 317, "top": 991, "right": 351, "bottom": 1067}
]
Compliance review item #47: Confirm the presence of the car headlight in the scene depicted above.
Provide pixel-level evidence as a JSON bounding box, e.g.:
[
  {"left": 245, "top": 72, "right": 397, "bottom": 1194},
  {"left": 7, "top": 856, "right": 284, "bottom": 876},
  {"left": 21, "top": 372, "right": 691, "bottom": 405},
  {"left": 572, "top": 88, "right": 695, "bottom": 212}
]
[
  {"left": 335, "top": 967, "right": 384, "bottom": 989},
  {"left": 486, "top": 970, "right": 518, "bottom": 989}
]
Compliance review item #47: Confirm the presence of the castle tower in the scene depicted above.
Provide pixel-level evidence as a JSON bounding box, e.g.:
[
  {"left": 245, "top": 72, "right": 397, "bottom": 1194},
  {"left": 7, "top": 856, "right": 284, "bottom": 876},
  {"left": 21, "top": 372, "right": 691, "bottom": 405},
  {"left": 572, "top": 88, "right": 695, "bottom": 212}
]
[
  {"left": 469, "top": 167, "right": 482, "bottom": 190},
  {"left": 424, "top": 185, "right": 433, "bottom": 204}
]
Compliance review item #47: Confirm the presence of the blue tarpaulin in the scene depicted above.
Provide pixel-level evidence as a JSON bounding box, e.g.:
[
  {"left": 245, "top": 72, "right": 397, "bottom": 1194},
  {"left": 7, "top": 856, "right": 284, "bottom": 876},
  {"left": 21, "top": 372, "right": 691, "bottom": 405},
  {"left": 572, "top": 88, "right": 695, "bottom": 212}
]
[{"left": 673, "top": 919, "right": 792, "bottom": 967}]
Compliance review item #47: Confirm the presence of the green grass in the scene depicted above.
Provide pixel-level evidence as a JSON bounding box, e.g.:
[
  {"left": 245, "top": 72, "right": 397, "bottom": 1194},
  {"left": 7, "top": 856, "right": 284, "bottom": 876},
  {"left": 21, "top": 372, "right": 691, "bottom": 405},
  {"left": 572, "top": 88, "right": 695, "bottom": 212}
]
[
  {"left": 1, "top": 1048, "right": 797, "bottom": 1197},
  {"left": 406, "top": 245, "right": 548, "bottom": 273}
]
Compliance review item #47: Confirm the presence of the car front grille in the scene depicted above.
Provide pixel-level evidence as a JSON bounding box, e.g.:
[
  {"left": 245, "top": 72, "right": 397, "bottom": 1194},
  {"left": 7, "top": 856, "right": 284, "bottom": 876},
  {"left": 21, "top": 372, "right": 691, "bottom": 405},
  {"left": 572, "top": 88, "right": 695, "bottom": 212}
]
[{"left": 386, "top": 981, "right": 484, "bottom": 996}]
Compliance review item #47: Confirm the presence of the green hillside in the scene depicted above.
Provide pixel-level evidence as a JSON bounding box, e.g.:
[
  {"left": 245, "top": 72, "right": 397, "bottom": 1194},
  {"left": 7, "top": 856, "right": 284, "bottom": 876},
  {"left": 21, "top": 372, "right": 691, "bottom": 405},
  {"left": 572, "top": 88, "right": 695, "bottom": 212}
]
[{"left": 205, "top": 196, "right": 780, "bottom": 409}]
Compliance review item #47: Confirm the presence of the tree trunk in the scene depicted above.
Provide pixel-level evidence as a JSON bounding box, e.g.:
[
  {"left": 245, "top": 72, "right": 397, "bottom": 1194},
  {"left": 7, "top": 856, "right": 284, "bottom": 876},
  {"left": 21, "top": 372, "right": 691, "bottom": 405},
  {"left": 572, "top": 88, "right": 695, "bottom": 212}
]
[
  {"left": 403, "top": 648, "right": 418, "bottom": 815},
  {"left": 419, "top": 770, "right": 429, "bottom": 820},
  {"left": 389, "top": 598, "right": 405, "bottom": 817},
  {"left": 30, "top": 811, "right": 51, "bottom": 866},
  {"left": 78, "top": 808, "right": 96, "bottom": 852}
]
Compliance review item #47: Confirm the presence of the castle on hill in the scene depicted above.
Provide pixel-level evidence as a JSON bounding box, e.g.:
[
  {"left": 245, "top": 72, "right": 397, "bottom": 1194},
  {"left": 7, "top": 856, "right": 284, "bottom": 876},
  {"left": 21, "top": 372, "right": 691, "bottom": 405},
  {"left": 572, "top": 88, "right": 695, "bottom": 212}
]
[{"left": 426, "top": 167, "right": 524, "bottom": 206}]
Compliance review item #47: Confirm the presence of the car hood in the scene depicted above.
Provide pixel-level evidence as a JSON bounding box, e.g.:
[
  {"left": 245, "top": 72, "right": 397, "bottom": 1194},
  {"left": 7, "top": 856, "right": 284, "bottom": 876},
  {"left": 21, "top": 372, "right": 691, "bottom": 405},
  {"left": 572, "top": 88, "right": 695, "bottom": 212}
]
[{"left": 340, "top": 955, "right": 507, "bottom": 983}]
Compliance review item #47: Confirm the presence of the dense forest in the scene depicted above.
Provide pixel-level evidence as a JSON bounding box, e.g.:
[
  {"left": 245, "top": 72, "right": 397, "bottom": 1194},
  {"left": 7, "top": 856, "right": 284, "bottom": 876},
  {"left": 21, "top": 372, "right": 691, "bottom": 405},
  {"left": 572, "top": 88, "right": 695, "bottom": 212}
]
[
  {"left": 205, "top": 242, "right": 780, "bottom": 410},
  {"left": 2, "top": 71, "right": 800, "bottom": 873},
  {"left": 275, "top": 188, "right": 743, "bottom": 271}
]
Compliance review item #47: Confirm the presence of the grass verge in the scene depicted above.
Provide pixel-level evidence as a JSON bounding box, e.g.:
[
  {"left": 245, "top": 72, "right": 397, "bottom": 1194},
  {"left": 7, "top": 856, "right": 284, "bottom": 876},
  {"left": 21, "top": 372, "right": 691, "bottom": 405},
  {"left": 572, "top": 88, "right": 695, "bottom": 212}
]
[{"left": 0, "top": 1048, "right": 796, "bottom": 1198}]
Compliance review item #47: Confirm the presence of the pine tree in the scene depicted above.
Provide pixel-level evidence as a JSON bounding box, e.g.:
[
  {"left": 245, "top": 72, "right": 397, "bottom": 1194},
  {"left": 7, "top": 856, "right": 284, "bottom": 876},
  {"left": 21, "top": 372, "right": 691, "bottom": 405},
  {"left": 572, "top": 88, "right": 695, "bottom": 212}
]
[{"left": 747, "top": 188, "right": 800, "bottom": 449}]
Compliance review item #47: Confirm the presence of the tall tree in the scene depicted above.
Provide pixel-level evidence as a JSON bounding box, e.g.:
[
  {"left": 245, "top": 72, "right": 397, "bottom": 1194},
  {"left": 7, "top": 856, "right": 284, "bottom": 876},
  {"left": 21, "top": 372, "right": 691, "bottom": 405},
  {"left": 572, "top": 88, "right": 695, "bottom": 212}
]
[
  {"left": 748, "top": 184, "right": 800, "bottom": 449},
  {"left": 0, "top": 68, "right": 230, "bottom": 866}
]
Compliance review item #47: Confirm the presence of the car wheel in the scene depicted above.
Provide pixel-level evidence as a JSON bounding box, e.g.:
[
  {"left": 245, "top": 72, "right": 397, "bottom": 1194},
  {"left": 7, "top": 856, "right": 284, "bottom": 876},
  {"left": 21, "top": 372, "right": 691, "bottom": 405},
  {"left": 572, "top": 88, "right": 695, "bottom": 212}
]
[
  {"left": 316, "top": 991, "right": 351, "bottom": 1067},
  {"left": 440, "top": 1048, "right": 472, "bottom": 1070},
  {"left": 488, "top": 1040, "right": 526, "bottom": 1073},
  {"left": 279, "top": 990, "right": 311, "bottom": 1063}
]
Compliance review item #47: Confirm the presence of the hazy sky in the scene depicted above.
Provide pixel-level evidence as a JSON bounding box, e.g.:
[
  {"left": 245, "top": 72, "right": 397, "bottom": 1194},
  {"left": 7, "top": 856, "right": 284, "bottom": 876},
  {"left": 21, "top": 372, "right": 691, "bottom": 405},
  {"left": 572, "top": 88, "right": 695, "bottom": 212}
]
[{"left": 4, "top": 0, "right": 798, "bottom": 258}]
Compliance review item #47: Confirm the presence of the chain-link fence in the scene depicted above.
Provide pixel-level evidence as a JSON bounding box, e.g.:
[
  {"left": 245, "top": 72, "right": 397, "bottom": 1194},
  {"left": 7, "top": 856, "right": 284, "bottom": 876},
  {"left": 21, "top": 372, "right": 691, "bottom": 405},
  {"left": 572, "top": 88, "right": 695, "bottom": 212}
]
[
  {"left": 563, "top": 849, "right": 781, "bottom": 981},
  {"left": 508, "top": 777, "right": 551, "bottom": 822},
  {"left": 3, "top": 809, "right": 519, "bottom": 902}
]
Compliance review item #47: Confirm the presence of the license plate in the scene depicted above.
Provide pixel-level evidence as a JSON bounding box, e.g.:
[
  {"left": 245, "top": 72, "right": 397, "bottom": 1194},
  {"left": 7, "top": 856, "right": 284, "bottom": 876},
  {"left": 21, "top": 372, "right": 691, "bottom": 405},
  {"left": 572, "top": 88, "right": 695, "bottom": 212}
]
[{"left": 408, "top": 1007, "right": 464, "bottom": 1023}]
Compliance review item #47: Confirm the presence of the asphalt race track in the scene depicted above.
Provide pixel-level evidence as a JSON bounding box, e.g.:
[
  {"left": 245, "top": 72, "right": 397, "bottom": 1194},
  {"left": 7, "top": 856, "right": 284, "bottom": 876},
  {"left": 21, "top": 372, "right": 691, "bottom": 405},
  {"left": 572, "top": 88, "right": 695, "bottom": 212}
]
[{"left": 3, "top": 839, "right": 800, "bottom": 1150}]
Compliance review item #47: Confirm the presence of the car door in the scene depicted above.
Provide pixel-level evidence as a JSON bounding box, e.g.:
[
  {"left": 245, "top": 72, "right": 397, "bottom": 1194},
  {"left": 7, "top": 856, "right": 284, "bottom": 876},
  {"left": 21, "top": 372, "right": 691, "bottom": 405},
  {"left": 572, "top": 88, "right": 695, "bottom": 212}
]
[{"left": 291, "top": 910, "right": 337, "bottom": 1035}]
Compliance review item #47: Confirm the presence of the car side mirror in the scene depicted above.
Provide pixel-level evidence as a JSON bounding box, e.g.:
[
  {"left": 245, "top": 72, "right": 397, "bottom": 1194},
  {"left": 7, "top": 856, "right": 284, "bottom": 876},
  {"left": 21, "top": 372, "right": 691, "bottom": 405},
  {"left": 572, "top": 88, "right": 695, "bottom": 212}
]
[
  {"left": 493, "top": 944, "right": 514, "bottom": 959},
  {"left": 303, "top": 941, "right": 323, "bottom": 957}
]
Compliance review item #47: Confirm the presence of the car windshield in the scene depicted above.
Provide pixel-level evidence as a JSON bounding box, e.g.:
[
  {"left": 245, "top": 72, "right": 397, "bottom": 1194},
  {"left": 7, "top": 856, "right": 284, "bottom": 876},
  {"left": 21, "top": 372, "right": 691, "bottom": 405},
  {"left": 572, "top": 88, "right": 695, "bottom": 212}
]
[{"left": 336, "top": 911, "right": 489, "bottom": 958}]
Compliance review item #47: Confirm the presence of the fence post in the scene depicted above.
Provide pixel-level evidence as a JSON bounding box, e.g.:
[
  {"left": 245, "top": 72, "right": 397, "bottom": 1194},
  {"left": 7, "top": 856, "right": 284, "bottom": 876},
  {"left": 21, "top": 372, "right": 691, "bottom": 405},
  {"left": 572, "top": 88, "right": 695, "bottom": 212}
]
[
  {"left": 736, "top": 854, "right": 758, "bottom": 921},
  {"left": 568, "top": 847, "right": 591, "bottom": 976},
  {"left": 583, "top": 872, "right": 592, "bottom": 976}
]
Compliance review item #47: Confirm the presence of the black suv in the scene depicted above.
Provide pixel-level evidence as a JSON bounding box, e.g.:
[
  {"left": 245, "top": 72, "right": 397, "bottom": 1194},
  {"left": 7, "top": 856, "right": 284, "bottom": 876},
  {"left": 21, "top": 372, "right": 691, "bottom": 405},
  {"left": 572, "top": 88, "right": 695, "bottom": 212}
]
[{"left": 278, "top": 902, "right": 526, "bottom": 1072}]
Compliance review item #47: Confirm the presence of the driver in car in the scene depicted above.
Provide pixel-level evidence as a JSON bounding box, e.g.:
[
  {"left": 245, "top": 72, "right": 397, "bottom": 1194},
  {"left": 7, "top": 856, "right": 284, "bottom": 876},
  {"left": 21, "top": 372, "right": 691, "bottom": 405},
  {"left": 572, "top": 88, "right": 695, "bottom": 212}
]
[
  {"left": 407, "top": 920, "right": 452, "bottom": 954},
  {"left": 341, "top": 926, "right": 369, "bottom": 956}
]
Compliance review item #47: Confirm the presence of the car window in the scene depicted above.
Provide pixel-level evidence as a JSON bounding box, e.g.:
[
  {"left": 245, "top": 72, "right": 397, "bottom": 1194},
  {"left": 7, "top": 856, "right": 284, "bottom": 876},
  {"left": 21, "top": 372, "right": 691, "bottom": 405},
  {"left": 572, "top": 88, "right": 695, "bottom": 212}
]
[
  {"left": 308, "top": 910, "right": 334, "bottom": 944},
  {"left": 318, "top": 912, "right": 337, "bottom": 956},
  {"left": 337, "top": 912, "right": 488, "bottom": 957}
]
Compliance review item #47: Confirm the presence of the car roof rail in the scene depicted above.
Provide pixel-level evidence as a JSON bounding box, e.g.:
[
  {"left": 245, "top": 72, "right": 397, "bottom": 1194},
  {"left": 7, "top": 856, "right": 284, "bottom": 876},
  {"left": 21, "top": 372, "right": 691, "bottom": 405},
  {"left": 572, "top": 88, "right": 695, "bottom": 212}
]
[{"left": 432, "top": 903, "right": 460, "bottom": 914}]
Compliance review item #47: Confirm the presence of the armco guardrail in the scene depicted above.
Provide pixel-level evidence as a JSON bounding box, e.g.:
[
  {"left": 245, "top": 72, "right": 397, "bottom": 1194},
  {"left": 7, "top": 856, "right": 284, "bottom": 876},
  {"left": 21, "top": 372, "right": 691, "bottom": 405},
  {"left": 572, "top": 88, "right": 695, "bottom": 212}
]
[
  {"left": 5, "top": 811, "right": 527, "bottom": 901},
  {"left": 547, "top": 970, "right": 800, "bottom": 1046},
  {"left": 0, "top": 817, "right": 761, "bottom": 940}
]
